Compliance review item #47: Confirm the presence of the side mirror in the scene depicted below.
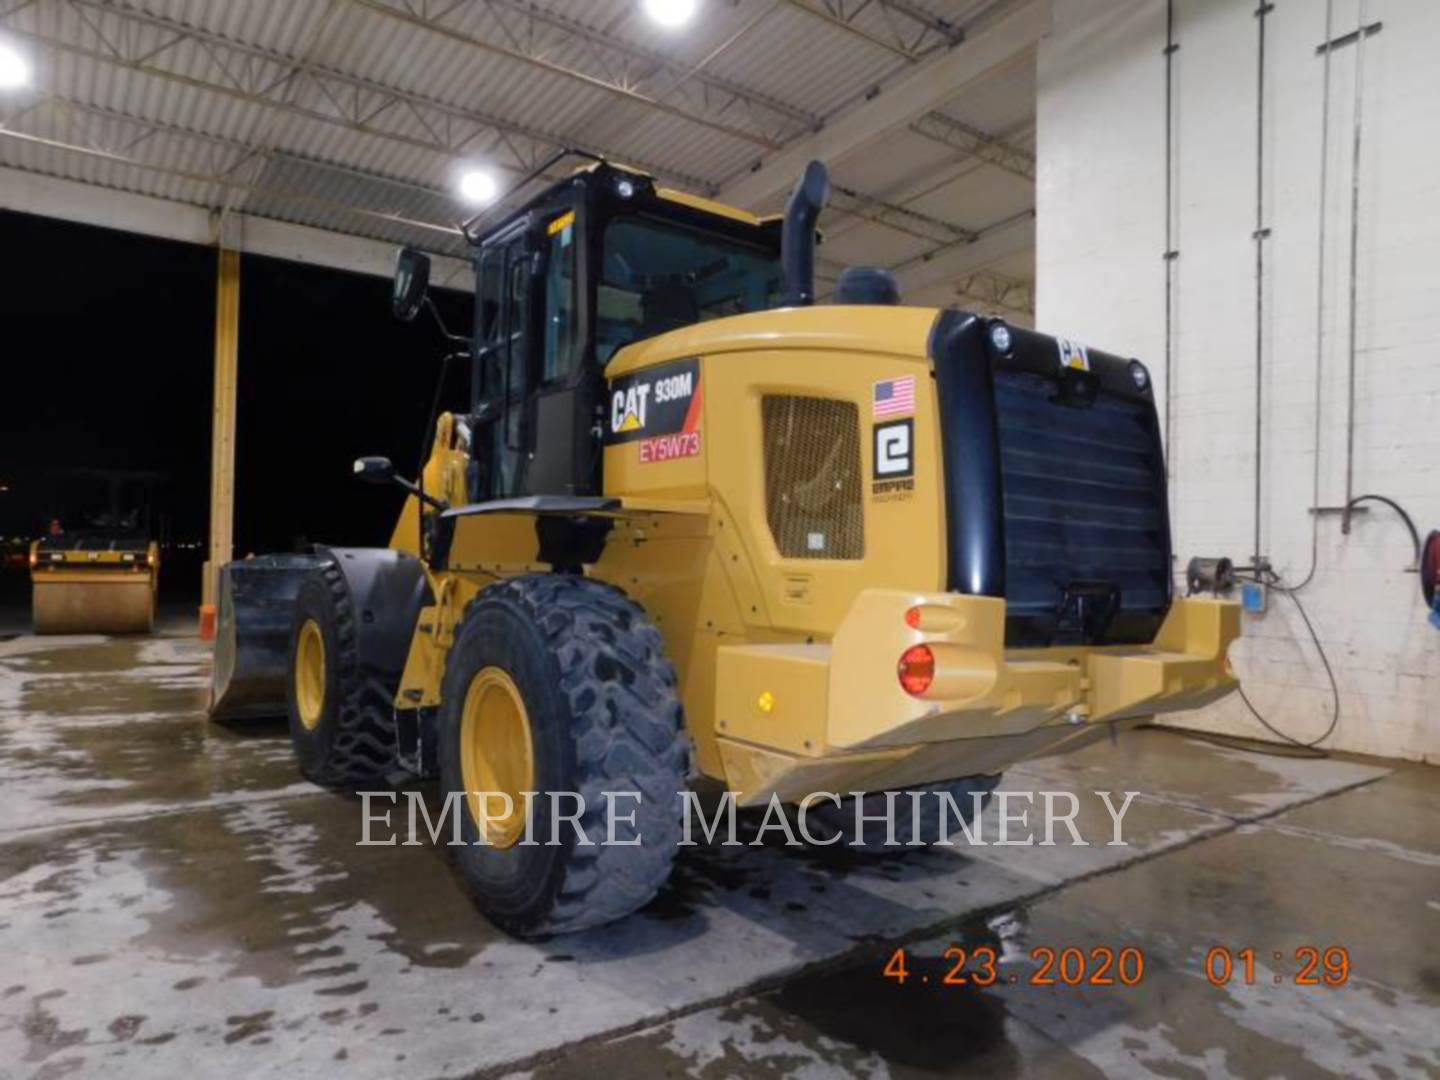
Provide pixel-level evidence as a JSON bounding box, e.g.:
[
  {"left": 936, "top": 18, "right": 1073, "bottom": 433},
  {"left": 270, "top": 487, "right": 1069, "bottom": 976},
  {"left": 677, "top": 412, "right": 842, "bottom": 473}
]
[
  {"left": 353, "top": 455, "right": 449, "bottom": 511},
  {"left": 353, "top": 457, "right": 395, "bottom": 485},
  {"left": 392, "top": 247, "right": 431, "bottom": 322}
]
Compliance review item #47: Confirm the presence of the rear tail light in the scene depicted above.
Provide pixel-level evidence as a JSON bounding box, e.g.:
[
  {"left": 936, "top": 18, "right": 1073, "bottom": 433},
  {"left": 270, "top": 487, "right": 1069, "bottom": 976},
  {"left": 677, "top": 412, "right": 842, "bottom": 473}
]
[{"left": 897, "top": 644, "right": 934, "bottom": 697}]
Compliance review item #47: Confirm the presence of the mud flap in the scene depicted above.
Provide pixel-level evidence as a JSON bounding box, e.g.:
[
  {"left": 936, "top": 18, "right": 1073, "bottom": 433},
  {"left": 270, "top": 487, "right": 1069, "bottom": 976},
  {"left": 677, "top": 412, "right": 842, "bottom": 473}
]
[{"left": 209, "top": 554, "right": 326, "bottom": 721}]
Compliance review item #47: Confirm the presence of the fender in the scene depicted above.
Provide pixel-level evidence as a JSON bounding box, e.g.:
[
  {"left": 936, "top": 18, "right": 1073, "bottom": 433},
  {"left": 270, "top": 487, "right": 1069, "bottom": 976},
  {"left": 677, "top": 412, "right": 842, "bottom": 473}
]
[
  {"left": 209, "top": 547, "right": 431, "bottom": 724},
  {"left": 315, "top": 546, "right": 433, "bottom": 683}
]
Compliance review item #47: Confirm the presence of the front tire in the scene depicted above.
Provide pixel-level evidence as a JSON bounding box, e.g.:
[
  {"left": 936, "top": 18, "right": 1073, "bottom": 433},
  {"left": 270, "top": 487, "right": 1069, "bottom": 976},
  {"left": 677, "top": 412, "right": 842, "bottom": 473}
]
[
  {"left": 439, "top": 574, "right": 687, "bottom": 937},
  {"left": 285, "top": 564, "right": 397, "bottom": 786}
]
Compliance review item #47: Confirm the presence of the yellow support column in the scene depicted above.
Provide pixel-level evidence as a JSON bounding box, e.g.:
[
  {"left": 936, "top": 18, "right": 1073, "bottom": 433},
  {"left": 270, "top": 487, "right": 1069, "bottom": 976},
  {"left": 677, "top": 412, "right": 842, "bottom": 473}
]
[{"left": 203, "top": 247, "right": 241, "bottom": 628}]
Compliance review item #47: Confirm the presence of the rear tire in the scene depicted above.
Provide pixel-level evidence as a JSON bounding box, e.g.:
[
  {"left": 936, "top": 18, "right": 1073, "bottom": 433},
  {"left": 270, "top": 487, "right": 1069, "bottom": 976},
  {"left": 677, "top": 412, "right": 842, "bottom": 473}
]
[
  {"left": 285, "top": 563, "right": 397, "bottom": 786},
  {"left": 808, "top": 774, "right": 1002, "bottom": 849},
  {"left": 439, "top": 573, "right": 686, "bottom": 938}
]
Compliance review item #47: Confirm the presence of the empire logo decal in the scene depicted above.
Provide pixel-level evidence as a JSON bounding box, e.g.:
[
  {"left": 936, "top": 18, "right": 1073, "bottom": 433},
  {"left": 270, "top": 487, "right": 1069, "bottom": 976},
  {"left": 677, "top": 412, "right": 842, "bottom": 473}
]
[
  {"left": 872, "top": 418, "right": 915, "bottom": 500},
  {"left": 605, "top": 357, "right": 703, "bottom": 462}
]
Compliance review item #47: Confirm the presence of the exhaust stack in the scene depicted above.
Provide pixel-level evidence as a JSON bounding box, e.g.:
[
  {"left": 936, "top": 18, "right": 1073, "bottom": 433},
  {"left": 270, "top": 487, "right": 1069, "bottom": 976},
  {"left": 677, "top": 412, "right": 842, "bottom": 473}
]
[{"left": 781, "top": 160, "right": 829, "bottom": 307}]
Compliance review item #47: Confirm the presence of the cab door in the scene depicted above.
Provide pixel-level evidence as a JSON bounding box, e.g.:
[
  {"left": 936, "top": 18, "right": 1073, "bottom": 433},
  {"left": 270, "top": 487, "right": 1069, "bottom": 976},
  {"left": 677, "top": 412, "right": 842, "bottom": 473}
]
[
  {"left": 525, "top": 209, "right": 587, "bottom": 494},
  {"left": 471, "top": 221, "right": 533, "bottom": 499},
  {"left": 470, "top": 203, "right": 585, "bottom": 500}
]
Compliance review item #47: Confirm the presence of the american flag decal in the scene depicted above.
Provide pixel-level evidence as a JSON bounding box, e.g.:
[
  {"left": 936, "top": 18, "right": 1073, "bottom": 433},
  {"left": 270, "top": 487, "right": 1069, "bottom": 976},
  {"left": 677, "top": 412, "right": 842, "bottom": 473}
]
[{"left": 873, "top": 376, "right": 916, "bottom": 418}]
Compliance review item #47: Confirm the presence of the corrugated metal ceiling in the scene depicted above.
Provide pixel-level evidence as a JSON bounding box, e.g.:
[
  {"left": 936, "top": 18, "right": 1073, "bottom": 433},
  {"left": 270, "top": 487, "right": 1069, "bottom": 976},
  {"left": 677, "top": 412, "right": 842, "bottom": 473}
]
[{"left": 0, "top": 0, "right": 1036, "bottom": 309}]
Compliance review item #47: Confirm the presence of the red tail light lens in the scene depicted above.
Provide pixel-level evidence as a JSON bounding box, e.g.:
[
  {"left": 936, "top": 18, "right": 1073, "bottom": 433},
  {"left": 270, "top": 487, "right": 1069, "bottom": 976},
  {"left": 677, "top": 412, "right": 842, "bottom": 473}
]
[
  {"left": 904, "top": 606, "right": 921, "bottom": 628},
  {"left": 897, "top": 644, "right": 934, "bottom": 696}
]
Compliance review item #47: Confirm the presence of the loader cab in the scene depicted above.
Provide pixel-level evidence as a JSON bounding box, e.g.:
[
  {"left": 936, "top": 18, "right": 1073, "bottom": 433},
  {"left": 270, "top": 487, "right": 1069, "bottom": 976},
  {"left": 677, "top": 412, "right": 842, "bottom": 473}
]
[{"left": 461, "top": 163, "right": 785, "bottom": 502}]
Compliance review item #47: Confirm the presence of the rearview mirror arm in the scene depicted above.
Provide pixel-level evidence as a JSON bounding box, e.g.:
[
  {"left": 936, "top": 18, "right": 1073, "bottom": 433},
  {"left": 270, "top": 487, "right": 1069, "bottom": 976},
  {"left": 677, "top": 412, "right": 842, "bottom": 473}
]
[
  {"left": 392, "top": 474, "right": 448, "bottom": 513},
  {"left": 423, "top": 295, "right": 470, "bottom": 346},
  {"left": 355, "top": 457, "right": 448, "bottom": 512}
]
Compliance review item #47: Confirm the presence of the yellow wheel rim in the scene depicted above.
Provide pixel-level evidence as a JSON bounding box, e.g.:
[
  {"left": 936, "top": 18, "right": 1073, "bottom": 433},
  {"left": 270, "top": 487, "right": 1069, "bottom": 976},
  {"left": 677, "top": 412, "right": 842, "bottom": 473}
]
[
  {"left": 295, "top": 618, "right": 326, "bottom": 731},
  {"left": 460, "top": 666, "right": 535, "bottom": 849}
]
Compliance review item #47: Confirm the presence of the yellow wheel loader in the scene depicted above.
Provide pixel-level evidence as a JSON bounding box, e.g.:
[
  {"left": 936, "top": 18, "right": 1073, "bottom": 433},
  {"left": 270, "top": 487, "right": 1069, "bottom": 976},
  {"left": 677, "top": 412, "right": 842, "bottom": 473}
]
[
  {"left": 210, "top": 154, "right": 1240, "bottom": 936},
  {"left": 30, "top": 469, "right": 160, "bottom": 635}
]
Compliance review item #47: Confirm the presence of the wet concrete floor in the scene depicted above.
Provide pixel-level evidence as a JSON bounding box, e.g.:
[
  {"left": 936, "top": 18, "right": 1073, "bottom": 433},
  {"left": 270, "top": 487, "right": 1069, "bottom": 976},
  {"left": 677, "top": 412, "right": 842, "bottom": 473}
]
[{"left": 0, "top": 632, "right": 1435, "bottom": 1078}]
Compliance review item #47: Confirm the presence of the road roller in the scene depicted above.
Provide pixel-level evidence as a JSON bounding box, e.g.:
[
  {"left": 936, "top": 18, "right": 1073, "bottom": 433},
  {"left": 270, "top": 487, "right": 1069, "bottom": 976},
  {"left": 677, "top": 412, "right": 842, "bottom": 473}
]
[{"left": 29, "top": 469, "right": 160, "bottom": 635}]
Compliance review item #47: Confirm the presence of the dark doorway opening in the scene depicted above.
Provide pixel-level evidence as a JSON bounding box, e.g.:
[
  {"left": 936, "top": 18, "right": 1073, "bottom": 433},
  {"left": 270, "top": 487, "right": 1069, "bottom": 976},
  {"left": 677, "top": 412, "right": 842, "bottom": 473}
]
[
  {"left": 0, "top": 209, "right": 470, "bottom": 633},
  {"left": 234, "top": 252, "right": 470, "bottom": 559},
  {"left": 0, "top": 210, "right": 213, "bottom": 628}
]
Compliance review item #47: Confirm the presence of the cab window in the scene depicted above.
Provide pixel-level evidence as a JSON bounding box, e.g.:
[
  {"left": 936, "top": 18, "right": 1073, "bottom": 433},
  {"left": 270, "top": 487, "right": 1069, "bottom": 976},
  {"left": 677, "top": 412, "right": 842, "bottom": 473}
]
[
  {"left": 542, "top": 213, "right": 578, "bottom": 384},
  {"left": 477, "top": 245, "right": 503, "bottom": 347},
  {"left": 596, "top": 213, "right": 782, "bottom": 363}
]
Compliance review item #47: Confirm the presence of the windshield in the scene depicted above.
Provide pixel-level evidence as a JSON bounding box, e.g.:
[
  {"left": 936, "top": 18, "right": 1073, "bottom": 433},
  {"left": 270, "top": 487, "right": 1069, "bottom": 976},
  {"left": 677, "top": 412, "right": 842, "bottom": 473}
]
[{"left": 597, "top": 213, "right": 783, "bottom": 362}]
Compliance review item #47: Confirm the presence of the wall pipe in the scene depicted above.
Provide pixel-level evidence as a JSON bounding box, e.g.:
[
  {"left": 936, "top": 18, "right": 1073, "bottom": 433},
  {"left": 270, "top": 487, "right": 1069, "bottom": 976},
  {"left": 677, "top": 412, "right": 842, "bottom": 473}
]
[
  {"left": 1252, "top": 1, "right": 1272, "bottom": 570},
  {"left": 1162, "top": 0, "right": 1177, "bottom": 479},
  {"left": 1289, "top": 0, "right": 1336, "bottom": 592},
  {"left": 1341, "top": 0, "right": 1369, "bottom": 533}
]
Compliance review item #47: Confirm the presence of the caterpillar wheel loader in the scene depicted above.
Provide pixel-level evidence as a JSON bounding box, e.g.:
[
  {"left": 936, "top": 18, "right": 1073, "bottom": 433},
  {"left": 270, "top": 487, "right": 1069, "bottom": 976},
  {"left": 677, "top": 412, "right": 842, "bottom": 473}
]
[
  {"left": 30, "top": 469, "right": 161, "bottom": 634},
  {"left": 209, "top": 153, "right": 1240, "bottom": 936}
]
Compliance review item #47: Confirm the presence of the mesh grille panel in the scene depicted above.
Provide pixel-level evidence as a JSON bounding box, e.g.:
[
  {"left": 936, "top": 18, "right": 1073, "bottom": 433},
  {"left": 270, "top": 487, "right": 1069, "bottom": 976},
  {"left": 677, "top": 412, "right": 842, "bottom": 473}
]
[
  {"left": 761, "top": 396, "right": 864, "bottom": 560},
  {"left": 993, "top": 367, "right": 1170, "bottom": 645}
]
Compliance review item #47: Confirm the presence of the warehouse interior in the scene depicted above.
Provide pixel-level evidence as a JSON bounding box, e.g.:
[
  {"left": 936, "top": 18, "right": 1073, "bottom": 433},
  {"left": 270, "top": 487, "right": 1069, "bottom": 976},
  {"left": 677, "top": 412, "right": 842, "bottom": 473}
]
[{"left": 0, "top": 0, "right": 1436, "bottom": 1076}]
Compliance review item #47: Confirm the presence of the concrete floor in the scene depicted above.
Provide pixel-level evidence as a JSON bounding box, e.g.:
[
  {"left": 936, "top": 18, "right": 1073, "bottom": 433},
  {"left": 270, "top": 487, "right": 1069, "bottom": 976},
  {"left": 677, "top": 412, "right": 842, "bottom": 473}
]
[{"left": 0, "top": 629, "right": 1435, "bottom": 1079}]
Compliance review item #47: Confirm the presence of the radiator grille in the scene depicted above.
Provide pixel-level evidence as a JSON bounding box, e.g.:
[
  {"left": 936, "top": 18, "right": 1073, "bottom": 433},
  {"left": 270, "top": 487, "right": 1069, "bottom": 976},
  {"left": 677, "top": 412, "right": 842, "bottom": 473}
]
[
  {"left": 993, "top": 368, "right": 1170, "bottom": 646},
  {"left": 761, "top": 395, "right": 864, "bottom": 560}
]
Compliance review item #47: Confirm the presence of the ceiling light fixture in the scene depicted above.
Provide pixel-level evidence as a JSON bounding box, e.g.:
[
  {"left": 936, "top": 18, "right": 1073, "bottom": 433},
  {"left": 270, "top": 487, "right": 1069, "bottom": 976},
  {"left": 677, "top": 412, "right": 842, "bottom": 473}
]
[
  {"left": 642, "top": 0, "right": 698, "bottom": 30},
  {"left": 0, "top": 40, "right": 31, "bottom": 89},
  {"left": 457, "top": 168, "right": 499, "bottom": 206}
]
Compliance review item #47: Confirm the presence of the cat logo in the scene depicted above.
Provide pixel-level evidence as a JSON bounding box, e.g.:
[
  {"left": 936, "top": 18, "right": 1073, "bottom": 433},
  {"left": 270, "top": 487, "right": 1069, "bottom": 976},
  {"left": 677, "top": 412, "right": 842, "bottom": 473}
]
[
  {"left": 613, "top": 385, "right": 650, "bottom": 433},
  {"left": 1057, "top": 337, "right": 1091, "bottom": 372},
  {"left": 605, "top": 358, "right": 700, "bottom": 447}
]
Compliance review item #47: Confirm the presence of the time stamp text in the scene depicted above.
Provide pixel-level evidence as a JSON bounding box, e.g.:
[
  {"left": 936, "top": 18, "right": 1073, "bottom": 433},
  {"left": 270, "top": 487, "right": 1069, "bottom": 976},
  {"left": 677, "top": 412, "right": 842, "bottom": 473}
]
[{"left": 882, "top": 945, "right": 1353, "bottom": 988}]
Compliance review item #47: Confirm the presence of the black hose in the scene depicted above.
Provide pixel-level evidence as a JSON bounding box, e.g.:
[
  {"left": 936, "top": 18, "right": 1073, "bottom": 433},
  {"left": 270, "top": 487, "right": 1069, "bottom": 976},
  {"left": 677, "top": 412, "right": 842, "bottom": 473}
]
[
  {"left": 1225, "top": 491, "right": 1422, "bottom": 755},
  {"left": 1144, "top": 722, "right": 1331, "bottom": 760},
  {"left": 1239, "top": 576, "right": 1339, "bottom": 754},
  {"left": 1280, "top": 493, "right": 1423, "bottom": 594},
  {"left": 1345, "top": 494, "right": 1423, "bottom": 566}
]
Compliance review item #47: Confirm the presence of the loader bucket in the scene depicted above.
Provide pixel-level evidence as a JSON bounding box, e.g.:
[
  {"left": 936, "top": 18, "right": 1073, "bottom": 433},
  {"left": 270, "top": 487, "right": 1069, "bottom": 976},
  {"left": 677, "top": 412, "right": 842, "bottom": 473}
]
[{"left": 209, "top": 554, "right": 326, "bottom": 721}]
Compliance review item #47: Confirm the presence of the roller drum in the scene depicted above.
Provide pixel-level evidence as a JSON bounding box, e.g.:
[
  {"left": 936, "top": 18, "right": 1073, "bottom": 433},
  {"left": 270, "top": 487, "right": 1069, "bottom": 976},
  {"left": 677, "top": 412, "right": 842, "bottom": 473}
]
[{"left": 32, "top": 575, "right": 156, "bottom": 635}]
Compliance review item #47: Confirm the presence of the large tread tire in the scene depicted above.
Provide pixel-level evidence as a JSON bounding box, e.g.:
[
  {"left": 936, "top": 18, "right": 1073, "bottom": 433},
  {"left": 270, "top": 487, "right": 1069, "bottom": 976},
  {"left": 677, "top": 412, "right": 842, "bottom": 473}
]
[
  {"left": 439, "top": 573, "right": 687, "bottom": 938},
  {"left": 285, "top": 563, "right": 397, "bottom": 786},
  {"left": 808, "top": 774, "right": 1003, "bottom": 849}
]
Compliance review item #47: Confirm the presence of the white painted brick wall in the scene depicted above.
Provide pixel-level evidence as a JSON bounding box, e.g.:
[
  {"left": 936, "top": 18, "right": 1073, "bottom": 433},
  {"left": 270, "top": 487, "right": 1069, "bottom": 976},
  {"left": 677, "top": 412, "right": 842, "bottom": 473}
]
[{"left": 1036, "top": 0, "right": 1439, "bottom": 762}]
